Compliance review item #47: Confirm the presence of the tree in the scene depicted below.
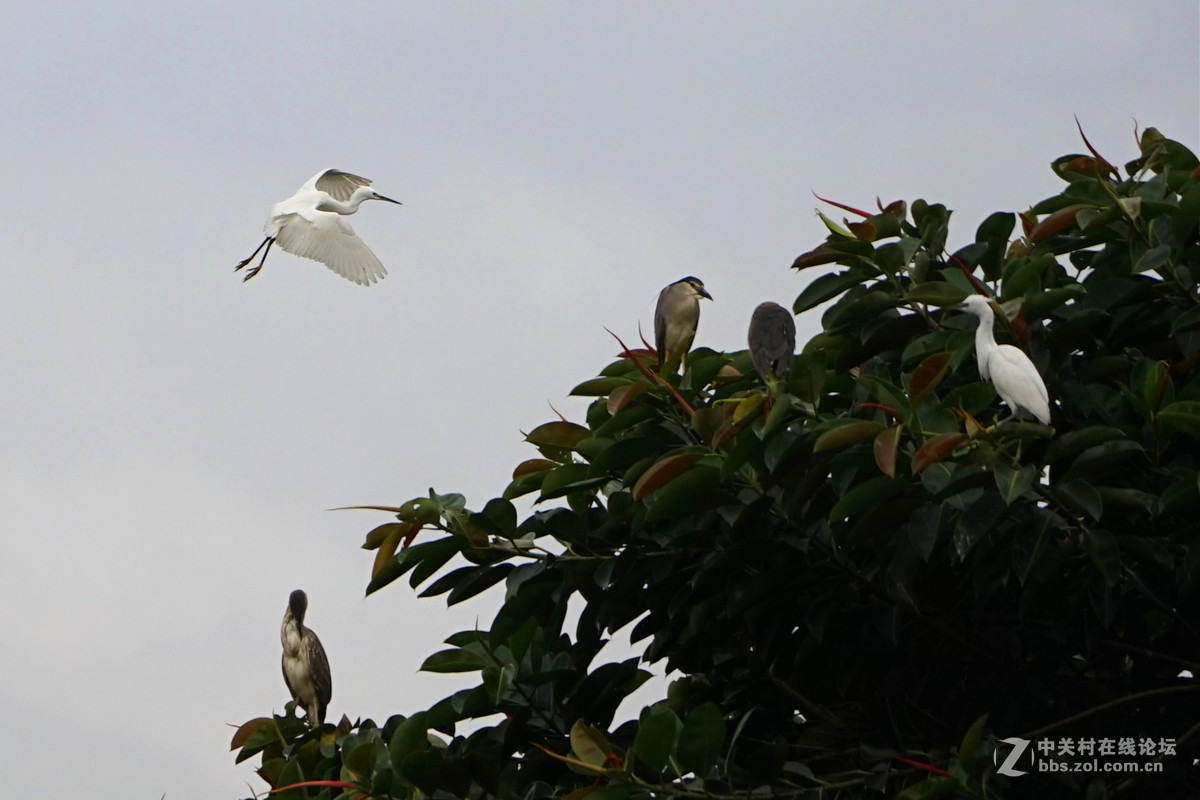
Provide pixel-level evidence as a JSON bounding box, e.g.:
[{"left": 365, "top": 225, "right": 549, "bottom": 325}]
[{"left": 233, "top": 128, "right": 1200, "bottom": 799}]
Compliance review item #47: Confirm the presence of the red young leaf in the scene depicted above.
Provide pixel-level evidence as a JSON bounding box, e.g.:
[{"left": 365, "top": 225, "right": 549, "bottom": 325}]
[
  {"left": 874, "top": 426, "right": 902, "bottom": 478},
  {"left": 607, "top": 380, "right": 649, "bottom": 416},
  {"left": 632, "top": 453, "right": 703, "bottom": 500},
  {"left": 908, "top": 352, "right": 951, "bottom": 407},
  {"left": 1074, "top": 115, "right": 1118, "bottom": 177},
  {"left": 911, "top": 433, "right": 968, "bottom": 474},
  {"left": 1029, "top": 204, "right": 1092, "bottom": 244},
  {"left": 512, "top": 459, "right": 556, "bottom": 478},
  {"left": 813, "top": 191, "right": 871, "bottom": 218}
]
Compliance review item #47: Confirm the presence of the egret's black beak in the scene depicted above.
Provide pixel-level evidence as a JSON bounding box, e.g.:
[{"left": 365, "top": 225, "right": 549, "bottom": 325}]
[{"left": 374, "top": 193, "right": 402, "bottom": 205}]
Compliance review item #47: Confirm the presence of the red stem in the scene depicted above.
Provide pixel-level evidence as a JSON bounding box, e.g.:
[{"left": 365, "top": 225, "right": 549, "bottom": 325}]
[
  {"left": 605, "top": 328, "right": 695, "bottom": 415},
  {"left": 813, "top": 191, "right": 872, "bottom": 219},
  {"left": 948, "top": 255, "right": 991, "bottom": 297},
  {"left": 891, "top": 754, "right": 952, "bottom": 777},
  {"left": 858, "top": 402, "right": 901, "bottom": 419},
  {"left": 1074, "top": 115, "right": 1118, "bottom": 177}
]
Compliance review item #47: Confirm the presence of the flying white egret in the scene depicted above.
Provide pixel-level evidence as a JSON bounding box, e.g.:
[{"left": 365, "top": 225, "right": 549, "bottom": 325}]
[
  {"left": 950, "top": 294, "right": 1051, "bottom": 424},
  {"left": 655, "top": 276, "right": 713, "bottom": 374},
  {"left": 235, "top": 169, "right": 400, "bottom": 286},
  {"left": 748, "top": 301, "right": 796, "bottom": 382},
  {"left": 281, "top": 589, "right": 332, "bottom": 728}
]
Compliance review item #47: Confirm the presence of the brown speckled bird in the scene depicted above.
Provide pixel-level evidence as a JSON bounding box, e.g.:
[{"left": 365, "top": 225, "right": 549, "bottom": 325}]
[{"left": 280, "top": 589, "right": 332, "bottom": 728}]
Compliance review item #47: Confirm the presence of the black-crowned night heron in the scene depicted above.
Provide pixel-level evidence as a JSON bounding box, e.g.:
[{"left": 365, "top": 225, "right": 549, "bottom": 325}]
[
  {"left": 949, "top": 295, "right": 1050, "bottom": 424},
  {"left": 655, "top": 276, "right": 713, "bottom": 374},
  {"left": 236, "top": 169, "right": 401, "bottom": 285},
  {"left": 748, "top": 301, "right": 796, "bottom": 383},
  {"left": 281, "top": 589, "right": 332, "bottom": 728}
]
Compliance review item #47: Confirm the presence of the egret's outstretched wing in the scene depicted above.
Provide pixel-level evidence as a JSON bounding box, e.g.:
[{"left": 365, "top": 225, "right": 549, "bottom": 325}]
[
  {"left": 274, "top": 212, "right": 388, "bottom": 286},
  {"left": 313, "top": 169, "right": 373, "bottom": 202},
  {"left": 989, "top": 345, "right": 1051, "bottom": 423}
]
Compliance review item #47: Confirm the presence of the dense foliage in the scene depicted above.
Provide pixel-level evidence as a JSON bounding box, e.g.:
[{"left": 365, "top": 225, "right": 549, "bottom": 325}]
[{"left": 234, "top": 129, "right": 1200, "bottom": 799}]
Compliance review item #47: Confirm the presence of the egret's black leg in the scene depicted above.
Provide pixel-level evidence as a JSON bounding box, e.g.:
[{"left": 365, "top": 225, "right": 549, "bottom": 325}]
[
  {"left": 235, "top": 237, "right": 273, "bottom": 273},
  {"left": 238, "top": 238, "right": 274, "bottom": 281}
]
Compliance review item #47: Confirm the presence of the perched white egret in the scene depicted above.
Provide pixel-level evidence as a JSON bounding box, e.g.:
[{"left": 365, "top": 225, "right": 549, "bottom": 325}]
[
  {"left": 236, "top": 169, "right": 400, "bottom": 286},
  {"left": 281, "top": 589, "right": 332, "bottom": 728},
  {"left": 950, "top": 295, "right": 1051, "bottom": 424},
  {"left": 748, "top": 301, "right": 796, "bottom": 383},
  {"left": 655, "top": 276, "right": 713, "bottom": 374}
]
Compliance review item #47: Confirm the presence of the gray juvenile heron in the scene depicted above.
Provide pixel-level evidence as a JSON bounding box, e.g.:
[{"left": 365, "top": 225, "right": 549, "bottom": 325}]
[
  {"left": 654, "top": 276, "right": 712, "bottom": 374},
  {"left": 748, "top": 301, "right": 796, "bottom": 382},
  {"left": 236, "top": 169, "right": 401, "bottom": 286},
  {"left": 281, "top": 589, "right": 332, "bottom": 728},
  {"left": 949, "top": 295, "right": 1050, "bottom": 424}
]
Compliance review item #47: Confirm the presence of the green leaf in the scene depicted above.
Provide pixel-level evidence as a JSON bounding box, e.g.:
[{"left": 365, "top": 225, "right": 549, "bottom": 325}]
[
  {"left": 389, "top": 712, "right": 430, "bottom": 775},
  {"left": 1022, "top": 284, "right": 1086, "bottom": 319},
  {"left": 429, "top": 489, "right": 467, "bottom": 512},
  {"left": 941, "top": 382, "right": 997, "bottom": 415},
  {"left": 829, "top": 476, "right": 907, "bottom": 521},
  {"left": 400, "top": 749, "right": 443, "bottom": 795},
  {"left": 420, "top": 649, "right": 487, "bottom": 673},
  {"left": 904, "top": 281, "right": 969, "bottom": 306},
  {"left": 571, "top": 377, "right": 632, "bottom": 396},
  {"left": 367, "top": 536, "right": 462, "bottom": 596},
  {"left": 446, "top": 563, "right": 514, "bottom": 605},
  {"left": 994, "top": 462, "right": 1037, "bottom": 505},
  {"left": 816, "top": 209, "right": 856, "bottom": 238},
  {"left": 407, "top": 536, "right": 465, "bottom": 590},
  {"left": 793, "top": 270, "right": 870, "bottom": 314},
  {"left": 633, "top": 705, "right": 681, "bottom": 772},
  {"left": 856, "top": 373, "right": 909, "bottom": 417},
  {"left": 538, "top": 463, "right": 607, "bottom": 500},
  {"left": 1064, "top": 440, "right": 1147, "bottom": 482},
  {"left": 570, "top": 720, "right": 611, "bottom": 767},
  {"left": 788, "top": 359, "right": 826, "bottom": 416},
  {"left": 1158, "top": 400, "right": 1200, "bottom": 437},
  {"left": 1044, "top": 426, "right": 1128, "bottom": 463},
  {"left": 822, "top": 289, "right": 899, "bottom": 331},
  {"left": 482, "top": 664, "right": 514, "bottom": 705},
  {"left": 416, "top": 565, "right": 477, "bottom": 599},
  {"left": 1002, "top": 253, "right": 1056, "bottom": 298},
  {"left": 644, "top": 465, "right": 731, "bottom": 523},
  {"left": 957, "top": 713, "right": 989, "bottom": 763},
  {"left": 1170, "top": 303, "right": 1200, "bottom": 338},
  {"left": 677, "top": 702, "right": 725, "bottom": 776},
  {"left": 1056, "top": 480, "right": 1103, "bottom": 520},
  {"left": 814, "top": 420, "right": 887, "bottom": 453},
  {"left": 525, "top": 421, "right": 591, "bottom": 458}
]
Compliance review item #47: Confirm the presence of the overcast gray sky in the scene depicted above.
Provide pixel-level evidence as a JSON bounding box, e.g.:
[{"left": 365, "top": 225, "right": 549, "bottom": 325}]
[{"left": 1, "top": 3, "right": 1196, "bottom": 797}]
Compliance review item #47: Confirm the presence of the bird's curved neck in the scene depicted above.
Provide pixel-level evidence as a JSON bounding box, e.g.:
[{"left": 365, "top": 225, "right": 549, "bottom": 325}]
[
  {"left": 316, "top": 196, "right": 365, "bottom": 215},
  {"left": 316, "top": 188, "right": 373, "bottom": 215},
  {"left": 974, "top": 309, "right": 998, "bottom": 352},
  {"left": 282, "top": 611, "right": 303, "bottom": 642}
]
